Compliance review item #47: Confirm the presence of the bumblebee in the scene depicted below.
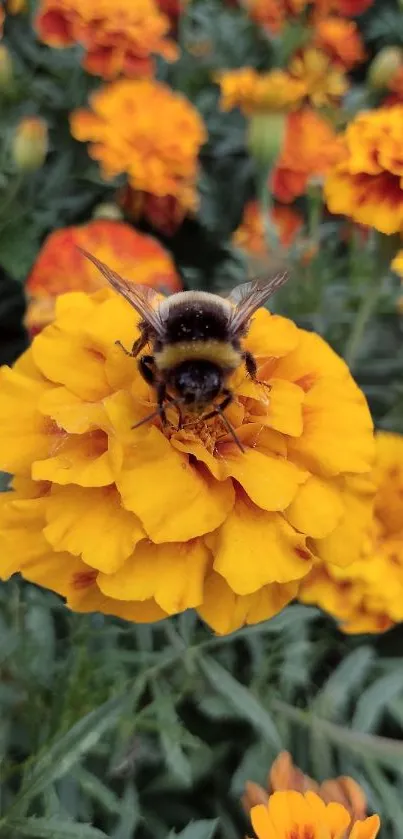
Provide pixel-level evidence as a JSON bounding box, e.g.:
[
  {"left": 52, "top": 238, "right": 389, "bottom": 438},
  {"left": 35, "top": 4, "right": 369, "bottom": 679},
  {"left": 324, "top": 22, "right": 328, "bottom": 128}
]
[{"left": 80, "top": 249, "right": 288, "bottom": 451}]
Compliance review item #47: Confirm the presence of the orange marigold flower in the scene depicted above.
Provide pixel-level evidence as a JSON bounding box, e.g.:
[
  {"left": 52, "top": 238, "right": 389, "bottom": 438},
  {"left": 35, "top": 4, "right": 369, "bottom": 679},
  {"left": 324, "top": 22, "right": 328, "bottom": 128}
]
[
  {"left": 118, "top": 186, "right": 187, "bottom": 236},
  {"left": 0, "top": 7, "right": 4, "bottom": 36},
  {"left": 315, "top": 17, "right": 365, "bottom": 70},
  {"left": 288, "top": 47, "right": 348, "bottom": 107},
  {"left": 244, "top": 0, "right": 307, "bottom": 35},
  {"left": 70, "top": 79, "right": 207, "bottom": 213},
  {"left": 243, "top": 752, "right": 367, "bottom": 827},
  {"left": 25, "top": 220, "right": 181, "bottom": 334},
  {"left": 325, "top": 105, "right": 403, "bottom": 235},
  {"left": 251, "top": 790, "right": 380, "bottom": 839},
  {"left": 272, "top": 107, "right": 345, "bottom": 203},
  {"left": 217, "top": 67, "right": 306, "bottom": 115},
  {"left": 35, "top": 0, "right": 177, "bottom": 79},
  {"left": 300, "top": 432, "right": 403, "bottom": 634},
  {"left": 233, "top": 200, "right": 303, "bottom": 255},
  {"left": 0, "top": 281, "right": 373, "bottom": 633}
]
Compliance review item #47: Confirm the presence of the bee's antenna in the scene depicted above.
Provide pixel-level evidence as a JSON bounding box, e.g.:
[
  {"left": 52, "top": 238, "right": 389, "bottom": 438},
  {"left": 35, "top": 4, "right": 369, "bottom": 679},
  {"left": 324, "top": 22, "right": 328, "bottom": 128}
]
[{"left": 132, "top": 409, "right": 165, "bottom": 430}]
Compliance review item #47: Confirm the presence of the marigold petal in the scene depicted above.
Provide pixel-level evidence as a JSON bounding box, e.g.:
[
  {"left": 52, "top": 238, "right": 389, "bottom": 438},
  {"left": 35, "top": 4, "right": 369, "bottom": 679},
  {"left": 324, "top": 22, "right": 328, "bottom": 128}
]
[
  {"left": 198, "top": 571, "right": 298, "bottom": 634},
  {"left": 32, "top": 324, "right": 110, "bottom": 401},
  {"left": 221, "top": 448, "right": 306, "bottom": 512},
  {"left": 212, "top": 499, "right": 312, "bottom": 594},
  {"left": 38, "top": 386, "right": 107, "bottom": 434},
  {"left": 98, "top": 538, "right": 210, "bottom": 614},
  {"left": 264, "top": 379, "right": 304, "bottom": 436},
  {"left": 250, "top": 805, "right": 277, "bottom": 839},
  {"left": 32, "top": 432, "right": 114, "bottom": 487},
  {"left": 44, "top": 485, "right": 144, "bottom": 572},
  {"left": 245, "top": 310, "right": 299, "bottom": 360},
  {"left": 314, "top": 476, "right": 375, "bottom": 567},
  {"left": 116, "top": 427, "right": 235, "bottom": 542},
  {"left": 69, "top": 584, "right": 168, "bottom": 623},
  {"left": 350, "top": 816, "right": 381, "bottom": 839},
  {"left": 0, "top": 368, "right": 52, "bottom": 476},
  {"left": 285, "top": 476, "right": 344, "bottom": 538}
]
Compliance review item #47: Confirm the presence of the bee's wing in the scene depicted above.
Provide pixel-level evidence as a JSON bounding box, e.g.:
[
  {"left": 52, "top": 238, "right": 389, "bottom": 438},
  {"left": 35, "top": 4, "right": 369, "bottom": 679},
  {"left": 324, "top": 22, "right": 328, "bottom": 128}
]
[
  {"left": 227, "top": 271, "right": 289, "bottom": 336},
  {"left": 79, "top": 248, "right": 166, "bottom": 336}
]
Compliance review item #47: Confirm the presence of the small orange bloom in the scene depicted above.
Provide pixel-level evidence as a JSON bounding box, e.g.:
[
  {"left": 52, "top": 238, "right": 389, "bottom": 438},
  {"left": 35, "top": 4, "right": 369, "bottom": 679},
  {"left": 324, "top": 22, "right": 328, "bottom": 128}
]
[
  {"left": 325, "top": 105, "right": 403, "bottom": 234},
  {"left": 315, "top": 17, "right": 365, "bottom": 70},
  {"left": 233, "top": 201, "right": 303, "bottom": 255},
  {"left": 289, "top": 47, "right": 348, "bottom": 107},
  {"left": 313, "top": 0, "right": 373, "bottom": 15},
  {"left": 35, "top": 0, "right": 177, "bottom": 79},
  {"left": 273, "top": 107, "right": 345, "bottom": 203},
  {"left": 251, "top": 790, "right": 380, "bottom": 839},
  {"left": 243, "top": 752, "right": 367, "bottom": 827},
  {"left": 70, "top": 79, "right": 207, "bottom": 213},
  {"left": 25, "top": 220, "right": 181, "bottom": 333}
]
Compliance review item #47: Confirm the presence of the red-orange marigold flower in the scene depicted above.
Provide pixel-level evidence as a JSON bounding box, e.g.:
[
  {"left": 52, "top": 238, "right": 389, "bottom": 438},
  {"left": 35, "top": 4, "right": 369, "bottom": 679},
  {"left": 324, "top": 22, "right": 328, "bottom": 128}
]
[
  {"left": 313, "top": 0, "right": 373, "bottom": 15},
  {"left": 315, "top": 17, "right": 365, "bottom": 70},
  {"left": 70, "top": 79, "right": 207, "bottom": 213},
  {"left": 244, "top": 0, "right": 307, "bottom": 35},
  {"left": 119, "top": 186, "right": 187, "bottom": 236},
  {"left": 25, "top": 220, "right": 181, "bottom": 334},
  {"left": 272, "top": 107, "right": 345, "bottom": 203},
  {"left": 233, "top": 201, "right": 303, "bottom": 255},
  {"left": 35, "top": 0, "right": 177, "bottom": 79}
]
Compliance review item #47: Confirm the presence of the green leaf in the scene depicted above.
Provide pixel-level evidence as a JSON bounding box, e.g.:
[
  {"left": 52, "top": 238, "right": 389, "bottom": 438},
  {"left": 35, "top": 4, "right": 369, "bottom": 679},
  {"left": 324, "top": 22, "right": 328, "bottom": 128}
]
[
  {"left": 3, "top": 817, "right": 108, "bottom": 838},
  {"left": 171, "top": 819, "right": 219, "bottom": 839},
  {"left": 152, "top": 678, "right": 192, "bottom": 787},
  {"left": 352, "top": 670, "right": 403, "bottom": 732},
  {"left": 110, "top": 783, "right": 140, "bottom": 839},
  {"left": 199, "top": 655, "right": 281, "bottom": 748},
  {"left": 315, "top": 647, "right": 375, "bottom": 722},
  {"left": 13, "top": 692, "right": 131, "bottom": 810}
]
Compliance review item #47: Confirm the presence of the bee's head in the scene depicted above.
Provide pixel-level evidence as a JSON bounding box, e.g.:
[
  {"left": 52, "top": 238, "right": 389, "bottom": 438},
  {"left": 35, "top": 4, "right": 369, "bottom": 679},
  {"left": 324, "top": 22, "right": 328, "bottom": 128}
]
[{"left": 170, "top": 360, "right": 222, "bottom": 407}]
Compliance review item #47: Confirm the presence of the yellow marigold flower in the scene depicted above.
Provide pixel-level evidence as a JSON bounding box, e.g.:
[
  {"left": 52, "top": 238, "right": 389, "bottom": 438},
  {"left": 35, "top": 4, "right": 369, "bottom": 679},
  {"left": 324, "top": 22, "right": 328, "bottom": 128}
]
[
  {"left": 35, "top": 0, "right": 177, "bottom": 79},
  {"left": 325, "top": 105, "right": 403, "bottom": 235},
  {"left": 233, "top": 200, "right": 303, "bottom": 255},
  {"left": 217, "top": 68, "right": 306, "bottom": 115},
  {"left": 0, "top": 281, "right": 374, "bottom": 633},
  {"left": 25, "top": 220, "right": 181, "bottom": 334},
  {"left": 289, "top": 47, "right": 348, "bottom": 107},
  {"left": 251, "top": 791, "right": 380, "bottom": 839},
  {"left": 315, "top": 17, "right": 366, "bottom": 71},
  {"left": 301, "top": 431, "right": 403, "bottom": 634},
  {"left": 70, "top": 80, "right": 206, "bottom": 213},
  {"left": 243, "top": 751, "right": 367, "bottom": 827}
]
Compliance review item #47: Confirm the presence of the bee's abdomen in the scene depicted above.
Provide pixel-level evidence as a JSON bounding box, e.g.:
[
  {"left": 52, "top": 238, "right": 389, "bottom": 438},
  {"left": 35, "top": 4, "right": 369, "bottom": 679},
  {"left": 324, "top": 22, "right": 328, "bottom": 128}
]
[
  {"left": 155, "top": 340, "right": 241, "bottom": 371},
  {"left": 164, "top": 306, "right": 229, "bottom": 343}
]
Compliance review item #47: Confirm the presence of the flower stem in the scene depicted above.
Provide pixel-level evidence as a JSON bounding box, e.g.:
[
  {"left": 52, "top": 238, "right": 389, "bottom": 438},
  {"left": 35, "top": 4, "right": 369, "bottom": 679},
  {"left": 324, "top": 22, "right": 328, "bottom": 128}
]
[{"left": 344, "top": 232, "right": 397, "bottom": 370}]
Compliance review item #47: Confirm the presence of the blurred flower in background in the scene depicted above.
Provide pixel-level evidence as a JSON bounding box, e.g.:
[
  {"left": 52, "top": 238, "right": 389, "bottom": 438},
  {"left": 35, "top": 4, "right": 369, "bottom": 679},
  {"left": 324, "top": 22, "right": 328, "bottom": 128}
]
[
  {"left": 118, "top": 186, "right": 187, "bottom": 236},
  {"left": 314, "top": 17, "right": 365, "bottom": 70},
  {"left": 243, "top": 751, "right": 367, "bottom": 824},
  {"left": 70, "top": 79, "right": 207, "bottom": 214},
  {"left": 217, "top": 68, "right": 306, "bottom": 115},
  {"left": 288, "top": 47, "right": 348, "bottom": 107},
  {"left": 325, "top": 105, "right": 403, "bottom": 234},
  {"left": 233, "top": 200, "right": 303, "bottom": 255},
  {"left": 250, "top": 789, "right": 379, "bottom": 839},
  {"left": 25, "top": 220, "right": 181, "bottom": 334},
  {"left": 35, "top": 0, "right": 178, "bottom": 78},
  {"left": 300, "top": 432, "right": 403, "bottom": 633},
  {"left": 0, "top": 292, "right": 373, "bottom": 633}
]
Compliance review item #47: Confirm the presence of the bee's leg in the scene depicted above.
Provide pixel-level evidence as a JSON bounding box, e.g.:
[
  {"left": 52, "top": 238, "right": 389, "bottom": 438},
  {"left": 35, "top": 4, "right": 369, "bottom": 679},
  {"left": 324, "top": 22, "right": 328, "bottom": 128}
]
[
  {"left": 242, "top": 349, "right": 271, "bottom": 392},
  {"left": 138, "top": 354, "right": 157, "bottom": 386},
  {"left": 132, "top": 378, "right": 168, "bottom": 430},
  {"left": 116, "top": 328, "right": 149, "bottom": 358},
  {"left": 202, "top": 389, "right": 245, "bottom": 453},
  {"left": 165, "top": 394, "right": 184, "bottom": 430}
]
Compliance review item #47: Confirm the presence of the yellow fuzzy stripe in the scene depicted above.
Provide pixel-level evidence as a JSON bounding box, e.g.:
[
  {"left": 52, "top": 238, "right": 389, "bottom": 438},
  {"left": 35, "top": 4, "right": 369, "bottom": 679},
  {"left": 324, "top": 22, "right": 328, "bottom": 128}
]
[{"left": 155, "top": 340, "right": 241, "bottom": 370}]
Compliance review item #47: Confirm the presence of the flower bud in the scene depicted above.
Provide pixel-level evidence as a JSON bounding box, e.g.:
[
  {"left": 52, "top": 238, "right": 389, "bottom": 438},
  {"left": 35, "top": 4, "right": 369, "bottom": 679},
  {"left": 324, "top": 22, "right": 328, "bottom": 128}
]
[
  {"left": 12, "top": 117, "right": 48, "bottom": 171},
  {"left": 0, "top": 44, "right": 13, "bottom": 91},
  {"left": 368, "top": 46, "right": 403, "bottom": 89},
  {"left": 92, "top": 202, "right": 124, "bottom": 221},
  {"left": 247, "top": 111, "right": 286, "bottom": 172}
]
